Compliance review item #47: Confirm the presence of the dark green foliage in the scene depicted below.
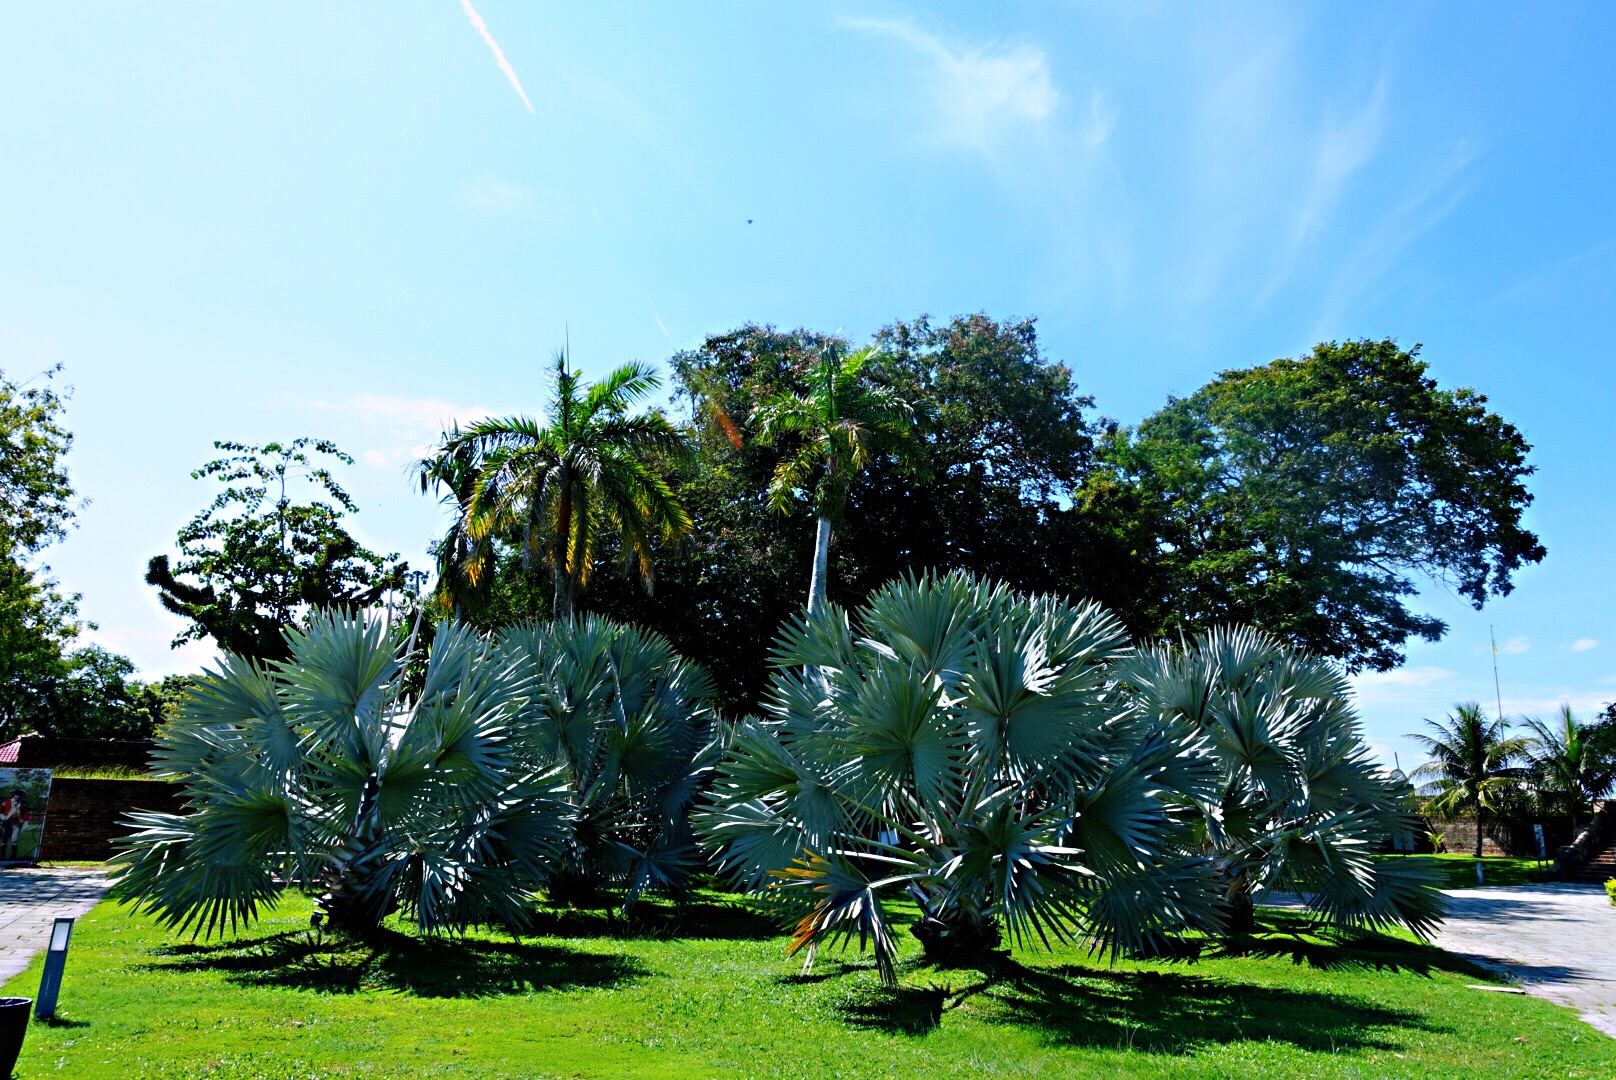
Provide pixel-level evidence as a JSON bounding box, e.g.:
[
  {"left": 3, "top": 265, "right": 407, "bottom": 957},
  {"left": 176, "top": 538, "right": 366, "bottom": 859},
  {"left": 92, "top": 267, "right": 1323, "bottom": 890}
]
[
  {"left": 146, "top": 439, "right": 405, "bottom": 664},
  {"left": 13, "top": 646, "right": 174, "bottom": 741},
  {"left": 1093, "top": 339, "right": 1544, "bottom": 671},
  {"left": 590, "top": 316, "right": 1108, "bottom": 715}
]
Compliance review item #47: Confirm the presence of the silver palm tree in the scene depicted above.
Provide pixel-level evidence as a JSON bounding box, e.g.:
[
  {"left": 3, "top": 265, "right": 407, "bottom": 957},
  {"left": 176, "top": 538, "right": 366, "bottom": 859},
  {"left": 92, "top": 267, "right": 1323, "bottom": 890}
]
[
  {"left": 696, "top": 571, "right": 1224, "bottom": 985},
  {"left": 110, "top": 612, "right": 570, "bottom": 938},
  {"left": 498, "top": 615, "right": 719, "bottom": 907},
  {"left": 1120, "top": 626, "right": 1444, "bottom": 938}
]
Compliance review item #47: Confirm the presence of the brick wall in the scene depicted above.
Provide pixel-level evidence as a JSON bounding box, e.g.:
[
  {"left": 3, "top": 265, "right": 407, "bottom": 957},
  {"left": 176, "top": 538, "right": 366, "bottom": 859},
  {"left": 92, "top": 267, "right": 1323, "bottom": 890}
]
[{"left": 38, "top": 778, "right": 184, "bottom": 861}]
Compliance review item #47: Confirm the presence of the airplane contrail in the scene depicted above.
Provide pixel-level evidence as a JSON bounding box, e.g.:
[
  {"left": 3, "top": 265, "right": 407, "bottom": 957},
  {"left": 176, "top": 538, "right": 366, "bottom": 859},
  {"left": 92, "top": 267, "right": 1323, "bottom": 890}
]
[{"left": 459, "top": 0, "right": 534, "bottom": 114}]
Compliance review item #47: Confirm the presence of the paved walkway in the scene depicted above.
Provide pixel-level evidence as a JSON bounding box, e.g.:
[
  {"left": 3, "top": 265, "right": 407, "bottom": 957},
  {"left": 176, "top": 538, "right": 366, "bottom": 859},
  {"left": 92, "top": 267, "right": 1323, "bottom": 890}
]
[
  {"left": 1431, "top": 883, "right": 1616, "bottom": 1039},
  {"left": 0, "top": 867, "right": 110, "bottom": 984}
]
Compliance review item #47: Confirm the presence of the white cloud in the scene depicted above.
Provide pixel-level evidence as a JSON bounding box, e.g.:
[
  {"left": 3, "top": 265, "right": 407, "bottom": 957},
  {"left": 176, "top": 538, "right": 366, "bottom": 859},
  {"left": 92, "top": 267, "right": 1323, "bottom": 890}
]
[
  {"left": 1348, "top": 665, "right": 1454, "bottom": 708},
  {"left": 306, "top": 393, "right": 491, "bottom": 472},
  {"left": 843, "top": 17, "right": 1058, "bottom": 149},
  {"left": 1500, "top": 635, "right": 1530, "bottom": 655},
  {"left": 458, "top": 174, "right": 535, "bottom": 217},
  {"left": 1571, "top": 638, "right": 1599, "bottom": 652}
]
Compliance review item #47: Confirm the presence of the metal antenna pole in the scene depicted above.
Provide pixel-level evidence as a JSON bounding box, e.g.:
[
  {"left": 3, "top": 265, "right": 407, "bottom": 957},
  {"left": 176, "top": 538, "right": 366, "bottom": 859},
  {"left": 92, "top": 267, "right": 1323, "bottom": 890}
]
[{"left": 1490, "top": 625, "right": 1504, "bottom": 723}]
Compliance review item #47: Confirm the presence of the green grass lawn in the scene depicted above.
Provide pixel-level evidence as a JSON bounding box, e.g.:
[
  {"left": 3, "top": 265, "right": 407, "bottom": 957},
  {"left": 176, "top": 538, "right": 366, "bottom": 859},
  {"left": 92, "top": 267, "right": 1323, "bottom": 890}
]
[
  {"left": 5, "top": 892, "right": 1611, "bottom": 1079},
  {"left": 1385, "top": 853, "right": 1548, "bottom": 889}
]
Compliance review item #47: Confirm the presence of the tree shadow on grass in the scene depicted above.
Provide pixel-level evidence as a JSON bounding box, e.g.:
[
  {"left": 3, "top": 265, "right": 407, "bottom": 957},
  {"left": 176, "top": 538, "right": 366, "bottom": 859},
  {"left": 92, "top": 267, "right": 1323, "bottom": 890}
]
[
  {"left": 841, "top": 959, "right": 1434, "bottom": 1054},
  {"left": 839, "top": 916, "right": 1456, "bottom": 1054},
  {"left": 1214, "top": 910, "right": 1493, "bottom": 979},
  {"left": 144, "top": 929, "right": 647, "bottom": 998},
  {"left": 525, "top": 894, "right": 782, "bottom": 942}
]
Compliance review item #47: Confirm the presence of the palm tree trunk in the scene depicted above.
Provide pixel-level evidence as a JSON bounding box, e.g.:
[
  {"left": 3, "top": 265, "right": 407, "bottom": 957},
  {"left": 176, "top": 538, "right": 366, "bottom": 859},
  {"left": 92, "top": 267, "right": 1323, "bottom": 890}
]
[
  {"left": 807, "top": 515, "right": 832, "bottom": 616},
  {"left": 553, "top": 563, "right": 574, "bottom": 622},
  {"left": 1474, "top": 812, "right": 1484, "bottom": 858}
]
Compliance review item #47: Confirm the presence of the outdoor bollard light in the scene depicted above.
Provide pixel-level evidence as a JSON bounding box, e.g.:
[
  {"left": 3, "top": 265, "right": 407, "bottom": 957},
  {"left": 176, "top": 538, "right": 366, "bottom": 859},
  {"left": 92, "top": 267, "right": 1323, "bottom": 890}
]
[{"left": 34, "top": 917, "right": 73, "bottom": 1020}]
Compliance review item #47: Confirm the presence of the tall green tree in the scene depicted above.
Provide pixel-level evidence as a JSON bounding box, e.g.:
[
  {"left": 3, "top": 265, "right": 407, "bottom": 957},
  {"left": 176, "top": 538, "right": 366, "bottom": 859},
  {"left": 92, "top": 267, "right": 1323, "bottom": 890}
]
[
  {"left": 1521, "top": 705, "right": 1616, "bottom": 832},
  {"left": 0, "top": 365, "right": 88, "bottom": 737},
  {"left": 1094, "top": 340, "right": 1544, "bottom": 671},
  {"left": 424, "top": 353, "right": 690, "bottom": 622},
  {"left": 1410, "top": 703, "right": 1530, "bottom": 857},
  {"left": 146, "top": 440, "right": 405, "bottom": 664},
  {"left": 751, "top": 341, "right": 921, "bottom": 615}
]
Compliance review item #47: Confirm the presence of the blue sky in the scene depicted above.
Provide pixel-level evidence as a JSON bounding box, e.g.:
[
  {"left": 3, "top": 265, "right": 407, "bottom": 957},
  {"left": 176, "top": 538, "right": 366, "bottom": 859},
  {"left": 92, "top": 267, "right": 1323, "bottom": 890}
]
[{"left": 2, "top": 2, "right": 1613, "bottom": 765}]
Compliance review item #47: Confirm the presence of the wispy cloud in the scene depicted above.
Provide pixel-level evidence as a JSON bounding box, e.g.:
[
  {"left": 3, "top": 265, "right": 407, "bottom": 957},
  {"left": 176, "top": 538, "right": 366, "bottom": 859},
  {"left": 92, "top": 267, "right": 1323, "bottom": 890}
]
[
  {"left": 459, "top": 0, "right": 534, "bottom": 114},
  {"left": 1500, "top": 635, "right": 1530, "bottom": 655},
  {"left": 842, "top": 17, "right": 1058, "bottom": 149},
  {"left": 307, "top": 393, "right": 491, "bottom": 470},
  {"left": 1349, "top": 665, "right": 1454, "bottom": 708},
  {"left": 1571, "top": 638, "right": 1600, "bottom": 652}
]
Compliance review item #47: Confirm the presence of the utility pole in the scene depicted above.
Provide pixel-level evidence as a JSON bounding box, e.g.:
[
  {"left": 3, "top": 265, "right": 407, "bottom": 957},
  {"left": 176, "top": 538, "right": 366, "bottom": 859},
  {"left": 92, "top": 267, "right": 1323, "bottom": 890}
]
[{"left": 1490, "top": 625, "right": 1504, "bottom": 724}]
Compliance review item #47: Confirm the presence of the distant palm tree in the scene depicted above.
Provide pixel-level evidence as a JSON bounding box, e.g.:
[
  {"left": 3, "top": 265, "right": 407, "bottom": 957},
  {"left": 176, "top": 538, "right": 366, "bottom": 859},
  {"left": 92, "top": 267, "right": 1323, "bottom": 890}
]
[
  {"left": 1409, "top": 703, "right": 1529, "bottom": 857},
  {"left": 423, "top": 351, "right": 691, "bottom": 621},
  {"left": 1523, "top": 705, "right": 1616, "bottom": 833},
  {"left": 751, "top": 342, "right": 920, "bottom": 615}
]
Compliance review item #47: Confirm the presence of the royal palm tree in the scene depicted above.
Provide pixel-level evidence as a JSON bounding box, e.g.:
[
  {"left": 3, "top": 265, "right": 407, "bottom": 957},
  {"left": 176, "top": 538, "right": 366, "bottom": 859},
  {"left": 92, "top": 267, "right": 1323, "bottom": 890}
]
[
  {"left": 1122, "top": 627, "right": 1444, "bottom": 938},
  {"left": 751, "top": 343, "right": 920, "bottom": 616},
  {"left": 1522, "top": 705, "right": 1616, "bottom": 833},
  {"left": 423, "top": 352, "right": 691, "bottom": 622},
  {"left": 1410, "top": 702, "right": 1529, "bottom": 857}
]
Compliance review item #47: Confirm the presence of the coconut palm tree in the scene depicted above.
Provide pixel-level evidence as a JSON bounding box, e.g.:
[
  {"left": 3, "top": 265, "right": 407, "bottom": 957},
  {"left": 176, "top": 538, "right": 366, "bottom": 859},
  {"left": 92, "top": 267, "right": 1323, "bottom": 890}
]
[
  {"left": 499, "top": 616, "right": 719, "bottom": 908},
  {"left": 110, "top": 611, "right": 571, "bottom": 938},
  {"left": 1522, "top": 705, "right": 1616, "bottom": 833},
  {"left": 1121, "top": 627, "right": 1444, "bottom": 938},
  {"left": 751, "top": 342, "right": 920, "bottom": 616},
  {"left": 696, "top": 572, "right": 1224, "bottom": 985},
  {"left": 424, "top": 351, "right": 691, "bottom": 622},
  {"left": 1410, "top": 702, "right": 1529, "bottom": 858}
]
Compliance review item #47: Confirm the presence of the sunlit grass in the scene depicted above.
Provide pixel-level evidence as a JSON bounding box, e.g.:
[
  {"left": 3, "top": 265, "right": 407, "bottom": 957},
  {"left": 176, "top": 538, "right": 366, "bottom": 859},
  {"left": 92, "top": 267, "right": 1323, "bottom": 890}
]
[{"left": 6, "top": 891, "right": 1610, "bottom": 1079}]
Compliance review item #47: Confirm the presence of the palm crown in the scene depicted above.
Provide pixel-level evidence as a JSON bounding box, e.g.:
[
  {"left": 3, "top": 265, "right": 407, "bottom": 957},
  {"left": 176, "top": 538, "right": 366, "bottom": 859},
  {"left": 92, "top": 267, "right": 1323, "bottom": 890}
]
[
  {"left": 421, "top": 352, "right": 690, "bottom": 620},
  {"left": 1409, "top": 702, "right": 1529, "bottom": 857},
  {"left": 1522, "top": 705, "right": 1616, "bottom": 831},
  {"left": 751, "top": 343, "right": 920, "bottom": 615},
  {"left": 696, "top": 571, "right": 1225, "bottom": 984}
]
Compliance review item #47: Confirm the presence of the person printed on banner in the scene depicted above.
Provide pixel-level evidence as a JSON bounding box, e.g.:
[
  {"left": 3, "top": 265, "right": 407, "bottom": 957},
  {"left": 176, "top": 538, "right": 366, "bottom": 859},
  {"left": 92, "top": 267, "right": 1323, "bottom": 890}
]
[{"left": 0, "top": 789, "right": 27, "bottom": 860}]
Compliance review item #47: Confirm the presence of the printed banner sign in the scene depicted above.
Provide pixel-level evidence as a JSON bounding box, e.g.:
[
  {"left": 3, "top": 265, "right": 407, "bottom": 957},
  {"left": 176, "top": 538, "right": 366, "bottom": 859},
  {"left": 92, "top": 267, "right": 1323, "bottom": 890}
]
[{"left": 0, "top": 768, "right": 53, "bottom": 863}]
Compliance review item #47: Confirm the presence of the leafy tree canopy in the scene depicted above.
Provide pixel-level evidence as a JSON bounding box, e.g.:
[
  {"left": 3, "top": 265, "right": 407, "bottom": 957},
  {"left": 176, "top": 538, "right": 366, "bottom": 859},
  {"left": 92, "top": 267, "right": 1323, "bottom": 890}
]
[
  {"left": 147, "top": 439, "right": 404, "bottom": 664},
  {"left": 0, "top": 365, "right": 89, "bottom": 738},
  {"left": 1094, "top": 340, "right": 1544, "bottom": 670},
  {"left": 589, "top": 315, "right": 1104, "bottom": 714}
]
